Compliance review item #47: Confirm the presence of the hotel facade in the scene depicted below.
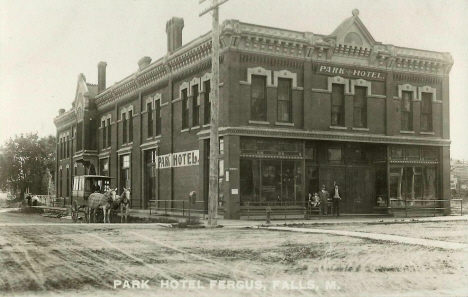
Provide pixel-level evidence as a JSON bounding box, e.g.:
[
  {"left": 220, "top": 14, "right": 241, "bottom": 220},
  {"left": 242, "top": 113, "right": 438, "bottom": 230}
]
[{"left": 54, "top": 10, "right": 454, "bottom": 218}]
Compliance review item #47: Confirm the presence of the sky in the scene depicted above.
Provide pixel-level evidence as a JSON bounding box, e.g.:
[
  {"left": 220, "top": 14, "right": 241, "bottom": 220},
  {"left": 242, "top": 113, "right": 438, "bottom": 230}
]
[{"left": 0, "top": 0, "right": 467, "bottom": 159}]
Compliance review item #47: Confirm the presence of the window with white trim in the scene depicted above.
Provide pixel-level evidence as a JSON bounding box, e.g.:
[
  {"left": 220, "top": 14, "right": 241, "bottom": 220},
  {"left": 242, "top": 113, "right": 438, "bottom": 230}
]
[
  {"left": 353, "top": 86, "right": 367, "bottom": 128},
  {"left": 251, "top": 75, "right": 267, "bottom": 121},
  {"left": 421, "top": 92, "right": 432, "bottom": 132},
  {"left": 331, "top": 84, "right": 345, "bottom": 126},
  {"left": 401, "top": 91, "right": 413, "bottom": 131},
  {"left": 192, "top": 84, "right": 200, "bottom": 127},
  {"left": 182, "top": 88, "right": 189, "bottom": 129},
  {"left": 277, "top": 78, "right": 292, "bottom": 122},
  {"left": 203, "top": 80, "right": 211, "bottom": 125}
]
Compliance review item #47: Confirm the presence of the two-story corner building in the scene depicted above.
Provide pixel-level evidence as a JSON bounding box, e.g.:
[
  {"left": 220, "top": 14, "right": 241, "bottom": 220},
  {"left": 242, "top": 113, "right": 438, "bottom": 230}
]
[{"left": 54, "top": 10, "right": 454, "bottom": 219}]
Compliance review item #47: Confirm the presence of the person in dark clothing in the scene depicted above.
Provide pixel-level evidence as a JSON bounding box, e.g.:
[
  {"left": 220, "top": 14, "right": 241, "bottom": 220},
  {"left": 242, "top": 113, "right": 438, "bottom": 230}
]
[
  {"left": 332, "top": 184, "right": 342, "bottom": 216},
  {"left": 26, "top": 195, "right": 32, "bottom": 207},
  {"left": 92, "top": 181, "right": 101, "bottom": 193},
  {"left": 317, "top": 185, "right": 330, "bottom": 215}
]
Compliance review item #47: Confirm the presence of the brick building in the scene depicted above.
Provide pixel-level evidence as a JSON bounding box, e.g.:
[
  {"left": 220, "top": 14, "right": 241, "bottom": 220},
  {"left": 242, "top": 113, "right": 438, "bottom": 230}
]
[{"left": 54, "top": 10, "right": 454, "bottom": 218}]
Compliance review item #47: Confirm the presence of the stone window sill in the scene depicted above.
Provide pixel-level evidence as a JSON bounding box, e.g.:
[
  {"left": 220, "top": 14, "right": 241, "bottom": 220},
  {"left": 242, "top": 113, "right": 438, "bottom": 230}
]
[
  {"left": 329, "top": 126, "right": 347, "bottom": 130},
  {"left": 352, "top": 127, "right": 369, "bottom": 131},
  {"left": 420, "top": 131, "right": 435, "bottom": 135},
  {"left": 249, "top": 120, "right": 270, "bottom": 125},
  {"left": 275, "top": 122, "right": 294, "bottom": 127},
  {"left": 400, "top": 130, "right": 415, "bottom": 134}
]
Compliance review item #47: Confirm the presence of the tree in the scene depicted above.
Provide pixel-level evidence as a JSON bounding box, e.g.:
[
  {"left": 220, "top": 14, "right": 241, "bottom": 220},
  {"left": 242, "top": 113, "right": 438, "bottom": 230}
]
[{"left": 0, "top": 133, "right": 56, "bottom": 199}]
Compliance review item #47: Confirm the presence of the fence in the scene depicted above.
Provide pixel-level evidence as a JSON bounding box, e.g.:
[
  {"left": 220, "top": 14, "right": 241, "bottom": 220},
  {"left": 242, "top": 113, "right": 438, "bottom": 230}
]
[
  {"left": 389, "top": 198, "right": 464, "bottom": 217},
  {"left": 450, "top": 198, "right": 464, "bottom": 216},
  {"left": 149, "top": 200, "right": 206, "bottom": 218},
  {"left": 239, "top": 201, "right": 308, "bottom": 220},
  {"left": 28, "top": 195, "right": 70, "bottom": 208}
]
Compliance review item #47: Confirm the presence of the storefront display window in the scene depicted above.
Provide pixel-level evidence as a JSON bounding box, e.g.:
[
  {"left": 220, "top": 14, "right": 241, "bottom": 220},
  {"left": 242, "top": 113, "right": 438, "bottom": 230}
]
[
  {"left": 389, "top": 166, "right": 438, "bottom": 206},
  {"left": 240, "top": 159, "right": 302, "bottom": 206}
]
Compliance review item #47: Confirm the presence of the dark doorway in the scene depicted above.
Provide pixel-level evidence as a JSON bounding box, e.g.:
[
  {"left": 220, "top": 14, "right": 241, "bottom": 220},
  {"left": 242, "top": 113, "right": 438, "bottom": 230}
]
[{"left": 348, "top": 167, "right": 374, "bottom": 213}]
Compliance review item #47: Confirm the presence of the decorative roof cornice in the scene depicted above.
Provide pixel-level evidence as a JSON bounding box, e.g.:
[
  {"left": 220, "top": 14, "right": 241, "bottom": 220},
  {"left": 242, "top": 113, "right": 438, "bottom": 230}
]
[
  {"left": 54, "top": 109, "right": 76, "bottom": 128},
  {"left": 221, "top": 18, "right": 453, "bottom": 76},
  {"left": 197, "top": 126, "right": 451, "bottom": 147},
  {"left": 92, "top": 14, "right": 453, "bottom": 110}
]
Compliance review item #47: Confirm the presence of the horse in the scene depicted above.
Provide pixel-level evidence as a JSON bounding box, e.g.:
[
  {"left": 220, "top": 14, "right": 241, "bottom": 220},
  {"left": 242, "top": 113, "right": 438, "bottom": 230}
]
[
  {"left": 117, "top": 188, "right": 131, "bottom": 223},
  {"left": 107, "top": 188, "right": 131, "bottom": 223},
  {"left": 87, "top": 188, "right": 116, "bottom": 223}
]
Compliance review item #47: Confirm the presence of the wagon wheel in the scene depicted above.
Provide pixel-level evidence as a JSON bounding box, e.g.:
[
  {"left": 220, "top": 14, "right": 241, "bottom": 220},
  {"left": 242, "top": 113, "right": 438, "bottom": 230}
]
[
  {"left": 71, "top": 200, "right": 78, "bottom": 222},
  {"left": 110, "top": 209, "right": 117, "bottom": 223},
  {"left": 84, "top": 206, "right": 90, "bottom": 223},
  {"left": 96, "top": 209, "right": 104, "bottom": 223}
]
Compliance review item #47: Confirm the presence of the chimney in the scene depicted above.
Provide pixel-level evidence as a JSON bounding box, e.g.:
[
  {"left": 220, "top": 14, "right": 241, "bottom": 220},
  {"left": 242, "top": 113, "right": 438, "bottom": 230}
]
[
  {"left": 97, "top": 61, "right": 107, "bottom": 93},
  {"left": 166, "top": 17, "right": 184, "bottom": 53},
  {"left": 138, "top": 56, "right": 152, "bottom": 70},
  {"left": 58, "top": 108, "right": 65, "bottom": 116}
]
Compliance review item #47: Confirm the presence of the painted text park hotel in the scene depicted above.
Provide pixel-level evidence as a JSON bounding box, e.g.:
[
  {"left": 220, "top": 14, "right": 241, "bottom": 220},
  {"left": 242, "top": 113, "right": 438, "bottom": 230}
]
[{"left": 54, "top": 10, "right": 454, "bottom": 218}]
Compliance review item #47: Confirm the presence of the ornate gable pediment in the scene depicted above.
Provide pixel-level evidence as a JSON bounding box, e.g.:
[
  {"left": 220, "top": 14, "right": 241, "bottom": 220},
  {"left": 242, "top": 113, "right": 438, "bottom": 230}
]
[
  {"left": 328, "top": 9, "right": 376, "bottom": 47},
  {"left": 74, "top": 73, "right": 92, "bottom": 113}
]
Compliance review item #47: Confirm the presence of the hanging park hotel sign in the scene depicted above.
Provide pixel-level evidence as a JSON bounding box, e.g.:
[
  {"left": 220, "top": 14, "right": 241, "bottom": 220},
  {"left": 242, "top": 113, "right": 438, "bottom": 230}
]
[
  {"left": 317, "top": 64, "right": 386, "bottom": 81},
  {"left": 157, "top": 150, "right": 199, "bottom": 169}
]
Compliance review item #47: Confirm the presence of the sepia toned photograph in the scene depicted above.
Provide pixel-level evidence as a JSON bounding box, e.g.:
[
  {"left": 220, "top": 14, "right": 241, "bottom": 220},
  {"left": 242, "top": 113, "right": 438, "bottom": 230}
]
[{"left": 0, "top": 1, "right": 467, "bottom": 296}]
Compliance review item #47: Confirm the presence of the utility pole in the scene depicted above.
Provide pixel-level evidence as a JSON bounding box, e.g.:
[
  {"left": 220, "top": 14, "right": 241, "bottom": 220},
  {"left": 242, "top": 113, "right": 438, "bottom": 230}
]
[{"left": 200, "top": 0, "right": 228, "bottom": 226}]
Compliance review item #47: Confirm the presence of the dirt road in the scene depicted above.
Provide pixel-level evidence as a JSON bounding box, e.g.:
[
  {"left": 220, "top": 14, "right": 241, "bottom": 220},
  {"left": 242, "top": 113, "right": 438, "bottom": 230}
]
[{"left": 0, "top": 211, "right": 467, "bottom": 297}]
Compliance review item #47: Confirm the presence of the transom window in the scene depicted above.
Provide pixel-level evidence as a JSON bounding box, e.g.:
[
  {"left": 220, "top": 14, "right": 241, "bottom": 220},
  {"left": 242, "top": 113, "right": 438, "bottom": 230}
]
[{"left": 328, "top": 147, "right": 343, "bottom": 164}]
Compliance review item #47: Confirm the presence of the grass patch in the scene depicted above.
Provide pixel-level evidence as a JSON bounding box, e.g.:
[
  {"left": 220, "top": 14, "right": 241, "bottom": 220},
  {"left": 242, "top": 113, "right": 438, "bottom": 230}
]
[{"left": 10, "top": 207, "right": 44, "bottom": 214}]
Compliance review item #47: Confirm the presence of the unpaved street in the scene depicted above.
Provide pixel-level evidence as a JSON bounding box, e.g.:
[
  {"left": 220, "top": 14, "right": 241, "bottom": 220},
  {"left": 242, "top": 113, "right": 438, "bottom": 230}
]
[{"left": 0, "top": 211, "right": 467, "bottom": 297}]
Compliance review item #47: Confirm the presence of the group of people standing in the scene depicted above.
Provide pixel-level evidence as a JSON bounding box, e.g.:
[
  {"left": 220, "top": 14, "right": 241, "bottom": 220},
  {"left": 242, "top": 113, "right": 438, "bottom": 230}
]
[{"left": 308, "top": 183, "right": 342, "bottom": 216}]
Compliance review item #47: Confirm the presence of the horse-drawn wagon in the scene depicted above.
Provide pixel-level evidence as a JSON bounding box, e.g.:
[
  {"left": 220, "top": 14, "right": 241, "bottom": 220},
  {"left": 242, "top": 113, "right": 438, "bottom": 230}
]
[
  {"left": 70, "top": 175, "right": 115, "bottom": 223},
  {"left": 71, "top": 175, "right": 131, "bottom": 223}
]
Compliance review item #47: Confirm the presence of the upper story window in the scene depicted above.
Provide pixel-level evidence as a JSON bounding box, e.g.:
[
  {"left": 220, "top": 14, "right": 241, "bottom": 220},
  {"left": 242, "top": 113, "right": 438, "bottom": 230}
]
[
  {"left": 204, "top": 80, "right": 211, "bottom": 125},
  {"left": 251, "top": 75, "right": 267, "bottom": 121},
  {"left": 353, "top": 86, "right": 367, "bottom": 128},
  {"left": 100, "top": 158, "right": 109, "bottom": 177},
  {"left": 401, "top": 91, "right": 413, "bottom": 131},
  {"left": 66, "top": 135, "right": 70, "bottom": 159},
  {"left": 192, "top": 84, "right": 200, "bottom": 127},
  {"left": 101, "top": 120, "right": 107, "bottom": 150},
  {"left": 122, "top": 112, "right": 127, "bottom": 144},
  {"left": 120, "top": 106, "right": 133, "bottom": 144},
  {"left": 106, "top": 118, "right": 111, "bottom": 148},
  {"left": 128, "top": 110, "right": 133, "bottom": 143},
  {"left": 181, "top": 89, "right": 189, "bottom": 129},
  {"left": 155, "top": 99, "right": 161, "bottom": 136},
  {"left": 219, "top": 137, "right": 224, "bottom": 155},
  {"left": 277, "top": 78, "right": 292, "bottom": 123},
  {"left": 331, "top": 84, "right": 345, "bottom": 126},
  {"left": 421, "top": 92, "right": 433, "bottom": 132},
  {"left": 147, "top": 102, "right": 153, "bottom": 138}
]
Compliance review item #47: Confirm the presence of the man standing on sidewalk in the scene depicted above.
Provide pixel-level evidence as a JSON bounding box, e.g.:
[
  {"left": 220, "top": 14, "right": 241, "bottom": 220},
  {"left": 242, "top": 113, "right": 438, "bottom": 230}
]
[
  {"left": 332, "top": 184, "right": 342, "bottom": 216},
  {"left": 318, "top": 185, "right": 330, "bottom": 215}
]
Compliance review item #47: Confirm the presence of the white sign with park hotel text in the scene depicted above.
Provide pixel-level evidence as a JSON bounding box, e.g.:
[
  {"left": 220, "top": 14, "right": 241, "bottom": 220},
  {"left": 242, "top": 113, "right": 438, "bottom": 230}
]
[{"left": 157, "top": 150, "right": 199, "bottom": 169}]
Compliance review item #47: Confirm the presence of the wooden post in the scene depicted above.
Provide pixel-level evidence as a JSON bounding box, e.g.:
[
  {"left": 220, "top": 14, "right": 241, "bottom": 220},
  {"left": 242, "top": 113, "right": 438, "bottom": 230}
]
[{"left": 200, "top": 0, "right": 229, "bottom": 227}]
